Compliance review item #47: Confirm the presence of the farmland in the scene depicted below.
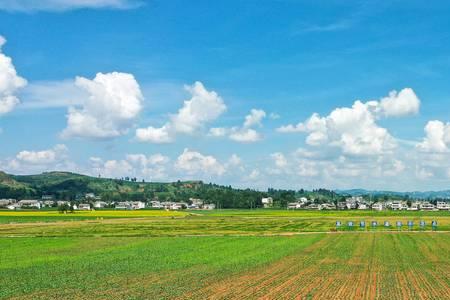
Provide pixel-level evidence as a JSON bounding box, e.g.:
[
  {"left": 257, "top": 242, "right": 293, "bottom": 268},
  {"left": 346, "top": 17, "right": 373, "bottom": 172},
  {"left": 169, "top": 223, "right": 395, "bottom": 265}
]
[{"left": 1, "top": 209, "right": 450, "bottom": 299}]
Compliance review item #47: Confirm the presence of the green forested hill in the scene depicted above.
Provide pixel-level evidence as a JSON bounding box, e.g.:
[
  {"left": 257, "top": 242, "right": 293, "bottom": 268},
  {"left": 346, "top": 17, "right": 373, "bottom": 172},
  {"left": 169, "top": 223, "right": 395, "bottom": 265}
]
[
  {"left": 3, "top": 171, "right": 423, "bottom": 208},
  {"left": 0, "top": 171, "right": 268, "bottom": 208}
]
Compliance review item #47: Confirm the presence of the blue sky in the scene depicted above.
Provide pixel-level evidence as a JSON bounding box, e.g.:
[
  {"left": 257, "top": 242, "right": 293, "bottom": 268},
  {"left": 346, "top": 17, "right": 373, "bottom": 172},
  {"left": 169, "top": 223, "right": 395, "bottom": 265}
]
[{"left": 1, "top": 0, "right": 450, "bottom": 191}]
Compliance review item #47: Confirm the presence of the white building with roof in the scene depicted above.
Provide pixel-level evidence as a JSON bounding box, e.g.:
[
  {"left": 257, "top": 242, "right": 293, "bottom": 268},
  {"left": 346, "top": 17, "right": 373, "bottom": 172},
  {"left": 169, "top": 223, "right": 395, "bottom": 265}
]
[
  {"left": 261, "top": 197, "right": 273, "bottom": 208},
  {"left": 436, "top": 201, "right": 450, "bottom": 210}
]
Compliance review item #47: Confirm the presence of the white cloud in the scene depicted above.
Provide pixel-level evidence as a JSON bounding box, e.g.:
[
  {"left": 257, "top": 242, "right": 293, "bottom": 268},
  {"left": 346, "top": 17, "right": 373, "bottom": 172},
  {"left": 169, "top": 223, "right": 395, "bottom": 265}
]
[
  {"left": 2, "top": 144, "right": 75, "bottom": 174},
  {"left": 209, "top": 109, "right": 266, "bottom": 143},
  {"left": 62, "top": 72, "right": 143, "bottom": 139},
  {"left": 126, "top": 153, "right": 170, "bottom": 179},
  {"left": 269, "top": 112, "right": 280, "bottom": 120},
  {"left": 175, "top": 148, "right": 225, "bottom": 176},
  {"left": 16, "top": 144, "right": 68, "bottom": 165},
  {"left": 0, "top": 35, "right": 27, "bottom": 115},
  {"left": 92, "top": 158, "right": 133, "bottom": 179},
  {"left": 171, "top": 82, "right": 227, "bottom": 134},
  {"left": 379, "top": 88, "right": 420, "bottom": 117},
  {"left": 135, "top": 125, "right": 173, "bottom": 144},
  {"left": 208, "top": 127, "right": 227, "bottom": 137},
  {"left": 126, "top": 153, "right": 169, "bottom": 166},
  {"left": 281, "top": 101, "right": 395, "bottom": 155},
  {"left": 227, "top": 154, "right": 241, "bottom": 166},
  {"left": 19, "top": 79, "right": 85, "bottom": 109},
  {"left": 136, "top": 81, "right": 226, "bottom": 143},
  {"left": 270, "top": 152, "right": 288, "bottom": 168},
  {"left": 247, "top": 169, "right": 260, "bottom": 180},
  {"left": 382, "top": 159, "right": 405, "bottom": 177},
  {"left": 243, "top": 109, "right": 266, "bottom": 128},
  {"left": 229, "top": 128, "right": 262, "bottom": 143},
  {"left": 277, "top": 88, "right": 419, "bottom": 156},
  {"left": 0, "top": 0, "right": 142, "bottom": 12},
  {"left": 417, "top": 120, "right": 450, "bottom": 153},
  {"left": 416, "top": 167, "right": 433, "bottom": 180},
  {"left": 90, "top": 153, "right": 170, "bottom": 180}
]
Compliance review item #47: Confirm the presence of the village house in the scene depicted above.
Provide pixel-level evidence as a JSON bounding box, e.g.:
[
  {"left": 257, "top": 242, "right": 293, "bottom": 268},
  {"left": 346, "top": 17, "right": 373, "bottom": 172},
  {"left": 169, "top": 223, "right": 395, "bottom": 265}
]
[
  {"left": 160, "top": 201, "right": 174, "bottom": 209},
  {"left": 18, "top": 200, "right": 41, "bottom": 209},
  {"left": 407, "top": 202, "right": 421, "bottom": 211},
  {"left": 306, "top": 203, "right": 320, "bottom": 210},
  {"left": 320, "top": 203, "right": 336, "bottom": 210},
  {"left": 357, "top": 203, "right": 369, "bottom": 210},
  {"left": 371, "top": 202, "right": 384, "bottom": 211},
  {"left": 131, "top": 201, "right": 146, "bottom": 210},
  {"left": 337, "top": 202, "right": 347, "bottom": 210},
  {"left": 78, "top": 203, "right": 91, "bottom": 210},
  {"left": 41, "top": 195, "right": 54, "bottom": 200},
  {"left": 93, "top": 201, "right": 108, "bottom": 209},
  {"left": 42, "top": 200, "right": 55, "bottom": 207},
  {"left": 0, "top": 199, "right": 16, "bottom": 208},
  {"left": 150, "top": 200, "right": 162, "bottom": 208},
  {"left": 7, "top": 203, "right": 20, "bottom": 210},
  {"left": 287, "top": 202, "right": 304, "bottom": 209},
  {"left": 436, "top": 201, "right": 450, "bottom": 210},
  {"left": 298, "top": 197, "right": 308, "bottom": 204},
  {"left": 203, "top": 203, "right": 215, "bottom": 210},
  {"left": 420, "top": 202, "right": 436, "bottom": 211},
  {"left": 390, "top": 201, "right": 408, "bottom": 210},
  {"left": 345, "top": 197, "right": 361, "bottom": 209},
  {"left": 170, "top": 203, "right": 184, "bottom": 210},
  {"left": 261, "top": 197, "right": 273, "bottom": 208},
  {"left": 189, "top": 198, "right": 203, "bottom": 206},
  {"left": 115, "top": 202, "right": 132, "bottom": 210},
  {"left": 85, "top": 193, "right": 101, "bottom": 201},
  {"left": 57, "top": 201, "right": 70, "bottom": 207}
]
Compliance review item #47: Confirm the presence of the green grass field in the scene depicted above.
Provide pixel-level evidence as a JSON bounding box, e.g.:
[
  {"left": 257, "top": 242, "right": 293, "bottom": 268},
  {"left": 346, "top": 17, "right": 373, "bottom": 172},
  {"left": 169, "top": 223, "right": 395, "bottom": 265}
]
[{"left": 1, "top": 209, "right": 449, "bottom": 299}]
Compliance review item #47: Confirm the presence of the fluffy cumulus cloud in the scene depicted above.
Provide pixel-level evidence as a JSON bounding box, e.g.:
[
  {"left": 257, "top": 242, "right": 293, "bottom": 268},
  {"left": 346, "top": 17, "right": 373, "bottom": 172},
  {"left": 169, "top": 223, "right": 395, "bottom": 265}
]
[
  {"left": 136, "top": 81, "right": 226, "bottom": 143},
  {"left": 1, "top": 144, "right": 75, "bottom": 174},
  {"left": 209, "top": 109, "right": 266, "bottom": 143},
  {"left": 243, "top": 109, "right": 266, "bottom": 128},
  {"left": 90, "top": 153, "right": 170, "bottom": 180},
  {"left": 229, "top": 128, "right": 262, "bottom": 143},
  {"left": 378, "top": 88, "right": 421, "bottom": 117},
  {"left": 62, "top": 72, "right": 143, "bottom": 139},
  {"left": 88, "top": 150, "right": 245, "bottom": 182},
  {"left": 175, "top": 148, "right": 225, "bottom": 176},
  {"left": 15, "top": 144, "right": 68, "bottom": 165},
  {"left": 90, "top": 158, "right": 133, "bottom": 179},
  {"left": 271, "top": 152, "right": 288, "bottom": 168},
  {"left": 0, "top": 0, "right": 142, "bottom": 12},
  {"left": 277, "top": 88, "right": 420, "bottom": 155},
  {"left": 135, "top": 125, "right": 173, "bottom": 144},
  {"left": 417, "top": 120, "right": 450, "bottom": 153},
  {"left": 260, "top": 147, "right": 413, "bottom": 190},
  {"left": 0, "top": 36, "right": 27, "bottom": 115}
]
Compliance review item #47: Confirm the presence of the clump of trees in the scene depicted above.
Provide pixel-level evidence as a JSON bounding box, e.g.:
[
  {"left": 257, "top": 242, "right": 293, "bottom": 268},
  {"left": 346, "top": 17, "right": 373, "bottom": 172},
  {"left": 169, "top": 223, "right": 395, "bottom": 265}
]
[{"left": 58, "top": 203, "right": 74, "bottom": 214}]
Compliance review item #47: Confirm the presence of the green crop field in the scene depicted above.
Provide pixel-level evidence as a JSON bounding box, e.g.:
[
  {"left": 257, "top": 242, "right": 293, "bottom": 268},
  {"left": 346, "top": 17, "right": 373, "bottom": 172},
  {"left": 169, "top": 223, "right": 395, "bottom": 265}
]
[{"left": 1, "top": 209, "right": 449, "bottom": 299}]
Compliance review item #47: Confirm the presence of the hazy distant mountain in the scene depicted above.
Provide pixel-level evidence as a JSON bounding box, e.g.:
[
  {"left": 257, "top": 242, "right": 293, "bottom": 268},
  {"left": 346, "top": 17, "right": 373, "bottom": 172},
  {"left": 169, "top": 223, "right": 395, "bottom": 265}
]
[{"left": 337, "top": 189, "right": 450, "bottom": 199}]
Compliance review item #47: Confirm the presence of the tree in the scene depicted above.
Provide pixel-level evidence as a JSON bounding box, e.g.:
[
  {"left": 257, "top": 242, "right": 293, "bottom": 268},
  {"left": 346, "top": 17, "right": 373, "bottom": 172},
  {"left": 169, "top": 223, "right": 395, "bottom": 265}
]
[{"left": 58, "top": 203, "right": 70, "bottom": 214}]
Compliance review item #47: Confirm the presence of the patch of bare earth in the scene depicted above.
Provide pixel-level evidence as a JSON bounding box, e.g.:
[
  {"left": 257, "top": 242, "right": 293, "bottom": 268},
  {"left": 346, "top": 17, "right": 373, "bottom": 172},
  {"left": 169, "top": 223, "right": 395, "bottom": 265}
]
[{"left": 179, "top": 233, "right": 450, "bottom": 300}]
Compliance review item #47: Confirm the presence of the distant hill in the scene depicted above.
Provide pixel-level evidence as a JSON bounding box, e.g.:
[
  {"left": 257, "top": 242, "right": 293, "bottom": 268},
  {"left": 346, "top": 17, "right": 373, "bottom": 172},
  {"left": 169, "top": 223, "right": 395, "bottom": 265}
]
[
  {"left": 0, "top": 171, "right": 265, "bottom": 208},
  {"left": 4, "top": 171, "right": 204, "bottom": 201},
  {"left": 0, "top": 171, "right": 35, "bottom": 198}
]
